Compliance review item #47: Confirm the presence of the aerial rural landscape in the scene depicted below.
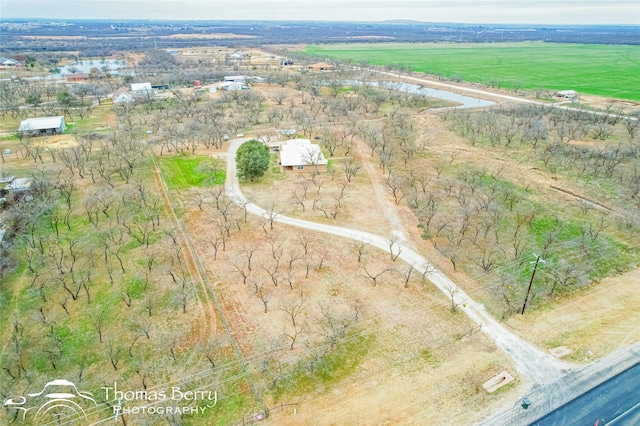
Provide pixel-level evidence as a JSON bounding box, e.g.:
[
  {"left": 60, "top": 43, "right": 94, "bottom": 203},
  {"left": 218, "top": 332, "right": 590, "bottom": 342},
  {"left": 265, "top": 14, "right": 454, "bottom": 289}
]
[{"left": 0, "top": 2, "right": 639, "bottom": 425}]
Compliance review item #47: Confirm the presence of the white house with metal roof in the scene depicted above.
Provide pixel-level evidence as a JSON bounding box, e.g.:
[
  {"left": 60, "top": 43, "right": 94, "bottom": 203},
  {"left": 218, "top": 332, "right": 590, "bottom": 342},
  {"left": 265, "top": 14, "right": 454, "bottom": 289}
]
[
  {"left": 18, "top": 116, "right": 66, "bottom": 136},
  {"left": 279, "top": 139, "right": 328, "bottom": 172}
]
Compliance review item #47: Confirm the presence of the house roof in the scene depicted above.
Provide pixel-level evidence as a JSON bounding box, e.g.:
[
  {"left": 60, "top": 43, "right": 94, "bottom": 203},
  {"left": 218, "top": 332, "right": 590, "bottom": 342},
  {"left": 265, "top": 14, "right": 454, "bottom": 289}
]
[
  {"left": 114, "top": 92, "right": 134, "bottom": 103},
  {"left": 215, "top": 81, "right": 246, "bottom": 90},
  {"left": 18, "top": 116, "right": 65, "bottom": 132},
  {"left": 131, "top": 82, "right": 153, "bottom": 91},
  {"left": 5, "top": 178, "right": 32, "bottom": 191},
  {"left": 112, "top": 87, "right": 134, "bottom": 102},
  {"left": 280, "top": 139, "right": 328, "bottom": 167},
  {"left": 224, "top": 75, "right": 247, "bottom": 82},
  {"left": 0, "top": 58, "right": 20, "bottom": 65},
  {"left": 65, "top": 73, "right": 89, "bottom": 79}
]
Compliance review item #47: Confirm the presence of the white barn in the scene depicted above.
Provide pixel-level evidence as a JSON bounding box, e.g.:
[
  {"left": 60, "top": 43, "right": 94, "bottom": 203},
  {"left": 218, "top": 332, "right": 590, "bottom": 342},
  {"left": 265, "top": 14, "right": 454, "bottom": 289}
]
[
  {"left": 131, "top": 82, "right": 154, "bottom": 95},
  {"left": 18, "top": 116, "right": 66, "bottom": 136}
]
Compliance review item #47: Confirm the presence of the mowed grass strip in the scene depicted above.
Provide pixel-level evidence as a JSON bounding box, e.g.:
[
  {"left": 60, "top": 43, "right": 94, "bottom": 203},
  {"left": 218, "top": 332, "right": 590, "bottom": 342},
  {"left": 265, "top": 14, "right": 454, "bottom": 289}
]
[
  {"left": 157, "top": 155, "right": 225, "bottom": 190},
  {"left": 304, "top": 42, "right": 640, "bottom": 101}
]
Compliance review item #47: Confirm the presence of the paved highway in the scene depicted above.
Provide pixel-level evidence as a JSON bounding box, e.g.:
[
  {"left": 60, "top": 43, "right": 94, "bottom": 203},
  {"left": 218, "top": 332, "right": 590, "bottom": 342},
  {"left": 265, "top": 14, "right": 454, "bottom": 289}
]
[{"left": 531, "top": 362, "right": 640, "bottom": 426}]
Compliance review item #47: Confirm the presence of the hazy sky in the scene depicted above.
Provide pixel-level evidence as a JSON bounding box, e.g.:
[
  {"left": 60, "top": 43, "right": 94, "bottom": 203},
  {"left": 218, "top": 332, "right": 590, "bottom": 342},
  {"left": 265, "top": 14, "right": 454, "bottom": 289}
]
[{"left": 2, "top": 0, "right": 639, "bottom": 25}]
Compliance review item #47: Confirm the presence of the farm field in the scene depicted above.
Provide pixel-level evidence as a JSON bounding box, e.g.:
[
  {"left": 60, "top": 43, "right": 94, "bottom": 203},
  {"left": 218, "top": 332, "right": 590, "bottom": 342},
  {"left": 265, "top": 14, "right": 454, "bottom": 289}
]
[{"left": 304, "top": 42, "right": 640, "bottom": 101}]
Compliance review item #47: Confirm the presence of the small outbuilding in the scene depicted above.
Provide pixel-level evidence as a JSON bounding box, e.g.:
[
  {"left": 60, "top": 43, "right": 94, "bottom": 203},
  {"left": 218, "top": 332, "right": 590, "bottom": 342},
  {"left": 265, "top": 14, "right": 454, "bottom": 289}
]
[
  {"left": 279, "top": 139, "right": 328, "bottom": 172},
  {"left": 215, "top": 81, "right": 247, "bottom": 91},
  {"left": 5, "top": 178, "right": 32, "bottom": 193},
  {"left": 65, "top": 73, "right": 89, "bottom": 82},
  {"left": 556, "top": 90, "right": 578, "bottom": 100},
  {"left": 18, "top": 116, "right": 66, "bottom": 136},
  {"left": 228, "top": 52, "right": 246, "bottom": 61},
  {"left": 224, "top": 75, "right": 247, "bottom": 83},
  {"left": 277, "top": 129, "right": 298, "bottom": 140}
]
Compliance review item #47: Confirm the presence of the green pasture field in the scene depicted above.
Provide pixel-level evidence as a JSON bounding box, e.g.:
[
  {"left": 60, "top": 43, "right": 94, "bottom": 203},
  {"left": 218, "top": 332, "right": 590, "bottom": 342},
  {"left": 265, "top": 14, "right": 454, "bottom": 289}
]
[
  {"left": 304, "top": 43, "right": 640, "bottom": 101},
  {"left": 157, "top": 155, "right": 226, "bottom": 190}
]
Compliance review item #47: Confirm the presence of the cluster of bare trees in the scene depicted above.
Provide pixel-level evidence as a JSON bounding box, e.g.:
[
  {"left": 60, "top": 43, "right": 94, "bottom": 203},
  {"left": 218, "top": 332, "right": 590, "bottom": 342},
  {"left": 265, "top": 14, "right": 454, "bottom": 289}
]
[
  {"left": 444, "top": 105, "right": 640, "bottom": 210},
  {"left": 286, "top": 167, "right": 352, "bottom": 220},
  {"left": 0, "top": 120, "right": 234, "bottom": 418},
  {"left": 446, "top": 104, "right": 638, "bottom": 147}
]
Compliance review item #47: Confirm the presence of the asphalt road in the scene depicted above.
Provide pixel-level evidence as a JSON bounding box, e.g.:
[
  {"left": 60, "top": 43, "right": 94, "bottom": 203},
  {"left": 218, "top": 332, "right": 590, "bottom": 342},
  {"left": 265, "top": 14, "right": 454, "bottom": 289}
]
[{"left": 531, "top": 362, "right": 640, "bottom": 426}]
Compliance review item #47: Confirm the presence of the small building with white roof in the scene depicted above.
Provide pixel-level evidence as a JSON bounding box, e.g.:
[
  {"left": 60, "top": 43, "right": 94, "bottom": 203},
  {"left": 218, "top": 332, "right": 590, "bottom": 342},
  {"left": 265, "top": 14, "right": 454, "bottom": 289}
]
[
  {"left": 131, "top": 82, "right": 154, "bottom": 95},
  {"left": 279, "top": 139, "right": 328, "bottom": 172},
  {"left": 18, "top": 116, "right": 66, "bottom": 136}
]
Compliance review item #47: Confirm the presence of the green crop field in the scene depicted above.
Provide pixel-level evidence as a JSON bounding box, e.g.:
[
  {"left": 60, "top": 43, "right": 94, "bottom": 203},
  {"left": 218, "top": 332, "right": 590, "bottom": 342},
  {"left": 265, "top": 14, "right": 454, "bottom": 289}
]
[{"left": 304, "top": 43, "right": 640, "bottom": 101}]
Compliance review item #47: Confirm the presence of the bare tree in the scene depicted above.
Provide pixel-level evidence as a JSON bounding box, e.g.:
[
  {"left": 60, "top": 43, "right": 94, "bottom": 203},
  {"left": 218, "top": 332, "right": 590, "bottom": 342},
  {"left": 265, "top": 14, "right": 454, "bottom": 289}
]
[
  {"left": 87, "top": 305, "right": 107, "bottom": 343},
  {"left": 295, "top": 232, "right": 313, "bottom": 256},
  {"left": 264, "top": 203, "right": 280, "bottom": 230},
  {"left": 352, "top": 239, "right": 367, "bottom": 263},
  {"left": 280, "top": 298, "right": 306, "bottom": 350},
  {"left": 253, "top": 281, "right": 271, "bottom": 313},
  {"left": 386, "top": 173, "right": 406, "bottom": 205},
  {"left": 444, "top": 282, "right": 462, "bottom": 313},
  {"left": 359, "top": 263, "right": 392, "bottom": 286},
  {"left": 388, "top": 236, "right": 403, "bottom": 262},
  {"left": 341, "top": 157, "right": 361, "bottom": 183}
]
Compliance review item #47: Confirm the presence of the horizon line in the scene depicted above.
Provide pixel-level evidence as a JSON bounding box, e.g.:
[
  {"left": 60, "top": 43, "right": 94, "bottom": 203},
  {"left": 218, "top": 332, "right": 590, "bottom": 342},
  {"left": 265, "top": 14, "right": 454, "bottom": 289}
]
[{"left": 3, "top": 18, "right": 639, "bottom": 27}]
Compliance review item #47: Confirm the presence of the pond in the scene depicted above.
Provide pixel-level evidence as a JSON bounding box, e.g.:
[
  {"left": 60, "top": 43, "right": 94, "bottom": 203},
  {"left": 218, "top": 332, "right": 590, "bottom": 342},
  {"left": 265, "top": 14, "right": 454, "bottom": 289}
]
[{"left": 351, "top": 80, "right": 495, "bottom": 109}]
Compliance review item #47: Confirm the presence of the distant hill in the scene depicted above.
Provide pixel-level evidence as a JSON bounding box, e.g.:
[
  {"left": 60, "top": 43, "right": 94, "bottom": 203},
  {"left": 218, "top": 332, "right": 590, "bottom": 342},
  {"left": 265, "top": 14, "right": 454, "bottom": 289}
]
[{"left": 380, "top": 20, "right": 424, "bottom": 24}]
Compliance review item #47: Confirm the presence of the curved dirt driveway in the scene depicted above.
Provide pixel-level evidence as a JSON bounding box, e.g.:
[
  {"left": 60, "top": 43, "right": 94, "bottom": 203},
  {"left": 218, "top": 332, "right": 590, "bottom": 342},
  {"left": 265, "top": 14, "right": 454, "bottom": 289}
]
[{"left": 225, "top": 138, "right": 568, "bottom": 386}]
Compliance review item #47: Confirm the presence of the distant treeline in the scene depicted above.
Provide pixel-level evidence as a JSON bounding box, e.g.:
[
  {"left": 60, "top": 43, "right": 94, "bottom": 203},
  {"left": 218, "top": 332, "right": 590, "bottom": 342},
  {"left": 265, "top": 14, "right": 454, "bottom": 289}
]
[{"left": 2, "top": 20, "right": 638, "bottom": 56}]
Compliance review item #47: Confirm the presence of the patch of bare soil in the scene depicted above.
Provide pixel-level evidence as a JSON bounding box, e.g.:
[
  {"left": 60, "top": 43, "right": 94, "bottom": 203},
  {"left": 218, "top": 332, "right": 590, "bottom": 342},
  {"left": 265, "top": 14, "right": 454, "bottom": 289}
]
[
  {"left": 577, "top": 94, "right": 640, "bottom": 114},
  {"left": 504, "top": 267, "right": 640, "bottom": 363},
  {"left": 43, "top": 134, "right": 79, "bottom": 148},
  {"left": 268, "top": 348, "right": 522, "bottom": 426}
]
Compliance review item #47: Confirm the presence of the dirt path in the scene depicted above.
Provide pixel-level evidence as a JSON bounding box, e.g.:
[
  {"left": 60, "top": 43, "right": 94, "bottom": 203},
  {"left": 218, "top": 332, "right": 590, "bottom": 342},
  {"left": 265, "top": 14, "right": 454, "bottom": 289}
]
[
  {"left": 151, "top": 154, "right": 265, "bottom": 411},
  {"left": 354, "top": 140, "right": 411, "bottom": 246},
  {"left": 226, "top": 138, "right": 568, "bottom": 387},
  {"left": 151, "top": 155, "right": 214, "bottom": 337}
]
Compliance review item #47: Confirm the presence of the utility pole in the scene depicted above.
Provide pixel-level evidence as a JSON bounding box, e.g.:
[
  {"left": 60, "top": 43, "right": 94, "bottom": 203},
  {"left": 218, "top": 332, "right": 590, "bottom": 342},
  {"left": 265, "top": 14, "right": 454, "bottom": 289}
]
[
  {"left": 521, "top": 254, "right": 545, "bottom": 315},
  {"left": 115, "top": 398, "right": 127, "bottom": 426}
]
